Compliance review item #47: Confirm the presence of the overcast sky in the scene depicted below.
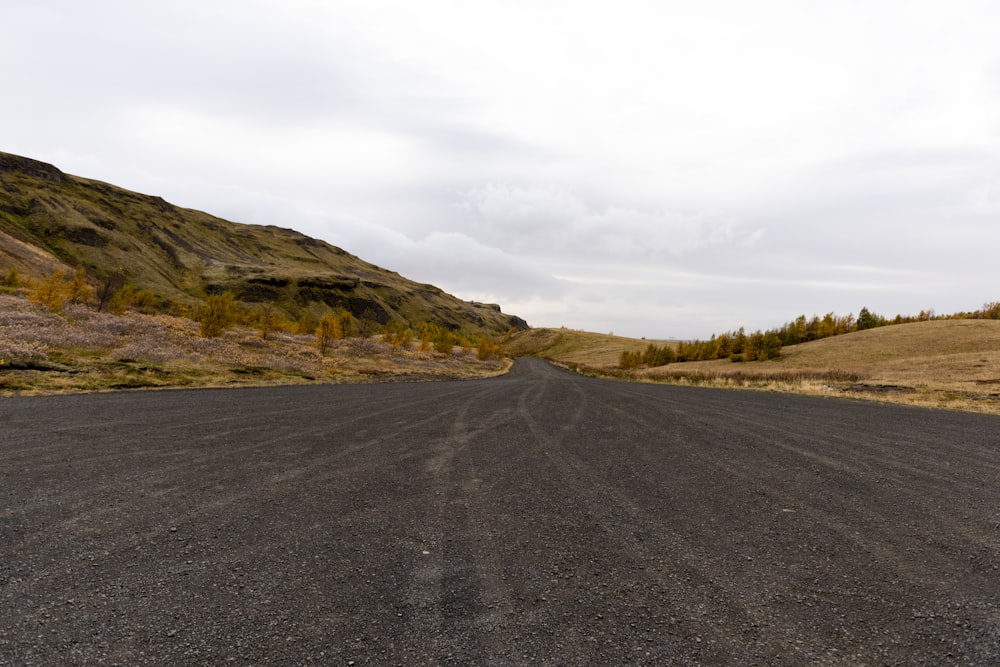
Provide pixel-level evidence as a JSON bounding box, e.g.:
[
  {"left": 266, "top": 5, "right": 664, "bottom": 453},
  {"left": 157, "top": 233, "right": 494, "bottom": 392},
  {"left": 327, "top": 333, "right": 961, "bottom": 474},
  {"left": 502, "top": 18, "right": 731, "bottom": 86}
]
[{"left": 4, "top": 1, "right": 999, "bottom": 338}]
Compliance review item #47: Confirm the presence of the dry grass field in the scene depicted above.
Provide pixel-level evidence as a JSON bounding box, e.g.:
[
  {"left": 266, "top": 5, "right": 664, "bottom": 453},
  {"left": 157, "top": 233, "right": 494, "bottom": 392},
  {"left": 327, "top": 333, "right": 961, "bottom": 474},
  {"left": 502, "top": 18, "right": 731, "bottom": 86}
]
[
  {"left": 504, "top": 327, "right": 674, "bottom": 367},
  {"left": 6, "top": 292, "right": 999, "bottom": 415},
  {"left": 509, "top": 322, "right": 1000, "bottom": 414},
  {"left": 0, "top": 294, "right": 510, "bottom": 395}
]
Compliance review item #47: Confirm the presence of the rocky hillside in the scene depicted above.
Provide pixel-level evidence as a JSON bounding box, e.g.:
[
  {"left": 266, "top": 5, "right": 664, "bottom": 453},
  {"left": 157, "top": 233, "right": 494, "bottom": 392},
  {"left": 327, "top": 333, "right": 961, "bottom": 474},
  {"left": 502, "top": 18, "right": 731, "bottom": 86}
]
[{"left": 0, "top": 151, "right": 526, "bottom": 334}]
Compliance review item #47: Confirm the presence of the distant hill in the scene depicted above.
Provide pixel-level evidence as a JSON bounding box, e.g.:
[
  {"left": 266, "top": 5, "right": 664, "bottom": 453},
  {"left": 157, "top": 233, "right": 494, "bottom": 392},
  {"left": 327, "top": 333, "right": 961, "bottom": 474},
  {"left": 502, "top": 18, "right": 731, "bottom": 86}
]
[
  {"left": 509, "top": 320, "right": 1000, "bottom": 413},
  {"left": 0, "top": 151, "right": 527, "bottom": 335},
  {"left": 505, "top": 327, "right": 671, "bottom": 367}
]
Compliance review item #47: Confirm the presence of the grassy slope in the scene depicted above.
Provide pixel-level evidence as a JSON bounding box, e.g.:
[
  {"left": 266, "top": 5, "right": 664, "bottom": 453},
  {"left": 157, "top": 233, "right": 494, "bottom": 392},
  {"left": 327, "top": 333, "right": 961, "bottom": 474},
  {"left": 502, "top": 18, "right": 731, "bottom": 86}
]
[
  {"left": 0, "top": 293, "right": 510, "bottom": 395},
  {"left": 505, "top": 328, "right": 675, "bottom": 367},
  {"left": 508, "top": 321, "right": 1000, "bottom": 414},
  {"left": 0, "top": 151, "right": 523, "bottom": 335}
]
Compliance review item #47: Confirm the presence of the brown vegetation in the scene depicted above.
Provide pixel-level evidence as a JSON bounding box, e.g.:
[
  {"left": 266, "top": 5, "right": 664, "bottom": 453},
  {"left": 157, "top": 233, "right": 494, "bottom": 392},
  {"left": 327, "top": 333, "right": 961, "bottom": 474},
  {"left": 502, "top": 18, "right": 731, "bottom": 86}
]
[{"left": 0, "top": 293, "right": 510, "bottom": 395}]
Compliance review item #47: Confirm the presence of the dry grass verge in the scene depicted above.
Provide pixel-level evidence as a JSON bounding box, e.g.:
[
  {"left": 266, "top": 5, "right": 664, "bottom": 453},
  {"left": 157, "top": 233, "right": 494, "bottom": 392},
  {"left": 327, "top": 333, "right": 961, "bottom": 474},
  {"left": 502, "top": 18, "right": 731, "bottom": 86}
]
[
  {"left": 0, "top": 294, "right": 510, "bottom": 395},
  {"left": 520, "top": 321, "right": 1000, "bottom": 415},
  {"left": 567, "top": 361, "right": 1000, "bottom": 414}
]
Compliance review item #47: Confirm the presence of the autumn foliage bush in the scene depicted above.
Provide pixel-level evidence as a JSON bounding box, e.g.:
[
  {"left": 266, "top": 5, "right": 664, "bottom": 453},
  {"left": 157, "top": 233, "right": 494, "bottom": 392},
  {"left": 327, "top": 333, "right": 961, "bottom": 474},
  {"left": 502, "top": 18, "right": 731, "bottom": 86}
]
[
  {"left": 197, "top": 292, "right": 239, "bottom": 338},
  {"left": 476, "top": 336, "right": 503, "bottom": 360},
  {"left": 315, "top": 314, "right": 340, "bottom": 354}
]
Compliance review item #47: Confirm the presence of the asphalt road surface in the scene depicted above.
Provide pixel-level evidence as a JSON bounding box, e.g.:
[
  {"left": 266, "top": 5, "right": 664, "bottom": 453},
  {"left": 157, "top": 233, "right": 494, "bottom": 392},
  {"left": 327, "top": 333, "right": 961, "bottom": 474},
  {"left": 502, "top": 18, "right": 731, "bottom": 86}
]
[{"left": 3, "top": 358, "right": 1000, "bottom": 665}]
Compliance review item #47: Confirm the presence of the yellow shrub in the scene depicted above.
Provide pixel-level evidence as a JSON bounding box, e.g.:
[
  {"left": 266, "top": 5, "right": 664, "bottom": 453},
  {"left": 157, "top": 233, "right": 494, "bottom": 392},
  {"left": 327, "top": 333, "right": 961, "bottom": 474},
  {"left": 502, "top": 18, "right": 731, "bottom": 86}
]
[
  {"left": 29, "top": 271, "right": 71, "bottom": 311},
  {"left": 315, "top": 314, "right": 340, "bottom": 354}
]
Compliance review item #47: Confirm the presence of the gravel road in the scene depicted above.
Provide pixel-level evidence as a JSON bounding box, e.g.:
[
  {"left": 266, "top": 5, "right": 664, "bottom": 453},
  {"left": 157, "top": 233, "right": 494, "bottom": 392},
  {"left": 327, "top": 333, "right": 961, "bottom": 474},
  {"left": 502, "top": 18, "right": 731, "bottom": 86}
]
[{"left": 2, "top": 358, "right": 1000, "bottom": 665}]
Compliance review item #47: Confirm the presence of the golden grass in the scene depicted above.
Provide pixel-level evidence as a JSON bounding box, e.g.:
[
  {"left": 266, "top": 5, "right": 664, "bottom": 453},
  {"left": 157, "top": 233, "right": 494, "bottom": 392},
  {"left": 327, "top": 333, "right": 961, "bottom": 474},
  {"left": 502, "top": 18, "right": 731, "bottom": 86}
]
[
  {"left": 509, "top": 321, "right": 1000, "bottom": 415},
  {"left": 505, "top": 328, "right": 673, "bottom": 367}
]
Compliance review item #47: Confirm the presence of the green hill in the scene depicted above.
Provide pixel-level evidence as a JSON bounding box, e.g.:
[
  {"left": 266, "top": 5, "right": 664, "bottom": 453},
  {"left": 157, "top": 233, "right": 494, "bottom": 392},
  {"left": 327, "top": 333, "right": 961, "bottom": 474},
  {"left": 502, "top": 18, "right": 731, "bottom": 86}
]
[{"left": 0, "top": 151, "right": 526, "bottom": 335}]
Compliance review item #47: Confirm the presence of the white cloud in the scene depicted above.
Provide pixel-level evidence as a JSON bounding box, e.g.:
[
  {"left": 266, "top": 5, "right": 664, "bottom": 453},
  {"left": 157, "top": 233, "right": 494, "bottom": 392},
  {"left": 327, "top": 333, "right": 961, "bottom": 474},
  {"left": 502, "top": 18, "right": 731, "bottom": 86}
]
[
  {"left": 3, "top": 0, "right": 1000, "bottom": 338},
  {"left": 307, "top": 214, "right": 566, "bottom": 307},
  {"left": 455, "top": 184, "right": 762, "bottom": 260}
]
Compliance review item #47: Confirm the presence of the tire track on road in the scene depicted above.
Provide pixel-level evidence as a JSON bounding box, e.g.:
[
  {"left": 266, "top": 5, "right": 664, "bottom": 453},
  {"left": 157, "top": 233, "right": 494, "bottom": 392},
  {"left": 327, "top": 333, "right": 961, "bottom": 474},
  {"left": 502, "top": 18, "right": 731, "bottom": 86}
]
[
  {"left": 5, "top": 359, "right": 1000, "bottom": 665},
  {"left": 569, "top": 376, "right": 1000, "bottom": 661},
  {"left": 508, "top": 370, "right": 763, "bottom": 663},
  {"left": 394, "top": 379, "right": 520, "bottom": 664}
]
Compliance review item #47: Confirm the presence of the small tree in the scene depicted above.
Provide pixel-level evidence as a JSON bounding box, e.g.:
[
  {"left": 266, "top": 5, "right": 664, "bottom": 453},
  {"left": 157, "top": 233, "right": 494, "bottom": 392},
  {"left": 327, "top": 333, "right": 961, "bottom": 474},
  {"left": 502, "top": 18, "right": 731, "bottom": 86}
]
[
  {"left": 383, "top": 321, "right": 413, "bottom": 349},
  {"left": 315, "top": 314, "right": 340, "bottom": 354},
  {"left": 733, "top": 327, "right": 747, "bottom": 354},
  {"left": 417, "top": 322, "right": 441, "bottom": 352},
  {"left": 295, "top": 312, "right": 319, "bottom": 335},
  {"left": 108, "top": 284, "right": 136, "bottom": 315},
  {"left": 641, "top": 342, "right": 675, "bottom": 367},
  {"left": 758, "top": 331, "right": 783, "bottom": 361},
  {"left": 336, "top": 311, "right": 356, "bottom": 338},
  {"left": 198, "top": 291, "right": 238, "bottom": 338},
  {"left": 68, "top": 267, "right": 93, "bottom": 305},
  {"left": 744, "top": 330, "right": 764, "bottom": 361},
  {"left": 433, "top": 328, "right": 455, "bottom": 354},
  {"left": 619, "top": 349, "right": 640, "bottom": 369},
  {"left": 856, "top": 307, "right": 881, "bottom": 331},
  {"left": 29, "top": 271, "right": 71, "bottom": 311},
  {"left": 356, "top": 308, "right": 380, "bottom": 339},
  {"left": 476, "top": 336, "right": 503, "bottom": 360},
  {"left": 256, "top": 302, "right": 281, "bottom": 340},
  {"left": 94, "top": 268, "right": 126, "bottom": 312}
]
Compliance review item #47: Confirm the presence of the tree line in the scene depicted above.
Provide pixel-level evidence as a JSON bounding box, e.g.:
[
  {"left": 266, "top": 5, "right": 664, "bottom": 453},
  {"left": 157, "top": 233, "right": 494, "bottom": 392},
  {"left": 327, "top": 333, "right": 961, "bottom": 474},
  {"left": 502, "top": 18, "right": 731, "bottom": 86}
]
[
  {"left": 620, "top": 302, "right": 1000, "bottom": 370},
  {"left": 619, "top": 326, "right": 783, "bottom": 369}
]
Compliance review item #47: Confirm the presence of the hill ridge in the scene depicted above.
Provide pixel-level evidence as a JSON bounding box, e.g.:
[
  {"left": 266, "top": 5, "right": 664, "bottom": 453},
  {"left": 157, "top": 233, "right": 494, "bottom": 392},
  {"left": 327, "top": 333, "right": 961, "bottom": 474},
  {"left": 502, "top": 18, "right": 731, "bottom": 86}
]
[
  {"left": 0, "top": 150, "right": 526, "bottom": 334},
  {"left": 0, "top": 152, "right": 65, "bottom": 182}
]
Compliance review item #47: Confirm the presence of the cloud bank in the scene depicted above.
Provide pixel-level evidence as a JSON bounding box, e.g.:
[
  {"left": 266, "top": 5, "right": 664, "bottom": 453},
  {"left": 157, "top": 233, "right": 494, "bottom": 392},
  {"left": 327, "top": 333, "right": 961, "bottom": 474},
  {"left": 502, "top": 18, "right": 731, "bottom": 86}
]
[{"left": 3, "top": 1, "right": 1000, "bottom": 337}]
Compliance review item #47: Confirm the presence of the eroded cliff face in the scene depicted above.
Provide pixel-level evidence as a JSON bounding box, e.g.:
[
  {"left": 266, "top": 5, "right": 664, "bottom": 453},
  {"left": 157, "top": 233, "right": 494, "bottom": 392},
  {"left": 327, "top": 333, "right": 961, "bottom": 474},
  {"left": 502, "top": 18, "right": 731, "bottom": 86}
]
[
  {"left": 0, "top": 151, "right": 528, "bottom": 334},
  {"left": 0, "top": 153, "right": 65, "bottom": 182}
]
